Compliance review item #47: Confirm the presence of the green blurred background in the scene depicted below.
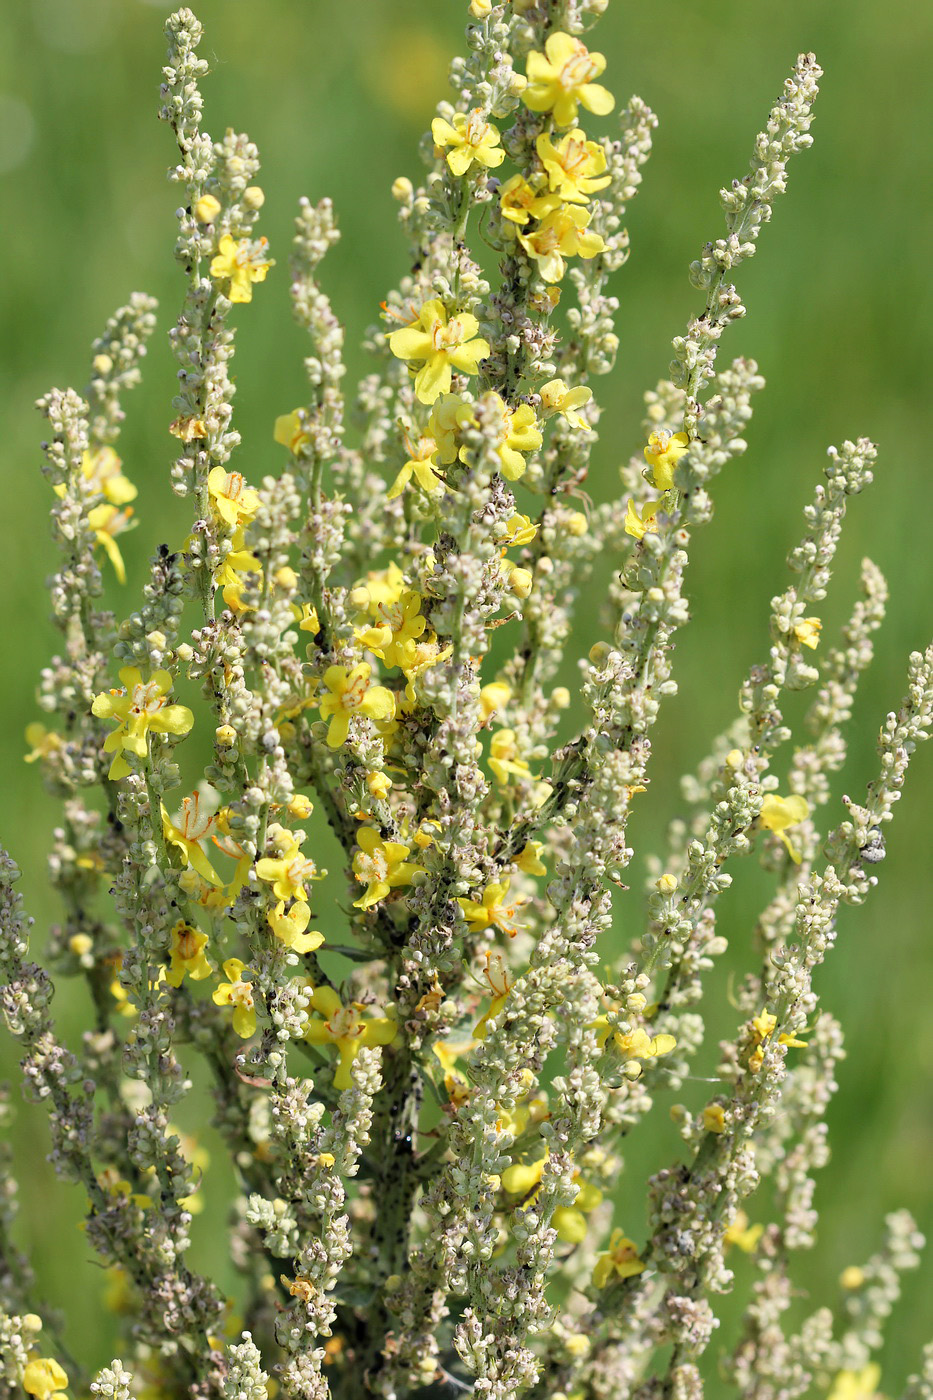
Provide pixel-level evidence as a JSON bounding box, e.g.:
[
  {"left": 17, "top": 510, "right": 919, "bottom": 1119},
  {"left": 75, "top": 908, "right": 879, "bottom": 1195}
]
[{"left": 1, "top": 0, "right": 931, "bottom": 1387}]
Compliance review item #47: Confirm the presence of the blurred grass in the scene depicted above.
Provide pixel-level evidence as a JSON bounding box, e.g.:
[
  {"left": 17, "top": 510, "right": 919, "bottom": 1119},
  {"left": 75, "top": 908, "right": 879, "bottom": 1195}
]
[{"left": 1, "top": 0, "right": 931, "bottom": 1385}]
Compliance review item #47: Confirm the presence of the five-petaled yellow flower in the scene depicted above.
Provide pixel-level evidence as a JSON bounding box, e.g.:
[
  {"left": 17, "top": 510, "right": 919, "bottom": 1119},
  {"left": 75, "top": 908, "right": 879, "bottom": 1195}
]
[
  {"left": 592, "top": 1230, "right": 646, "bottom": 1288},
  {"left": 826, "top": 1364, "right": 883, "bottom": 1400},
  {"left": 162, "top": 792, "right": 223, "bottom": 886},
  {"left": 24, "top": 722, "right": 63, "bottom": 765},
  {"left": 387, "top": 430, "right": 446, "bottom": 500},
  {"left": 794, "top": 616, "right": 822, "bottom": 649},
  {"left": 498, "top": 174, "right": 559, "bottom": 228},
  {"left": 318, "top": 664, "right": 395, "bottom": 748},
  {"left": 644, "top": 429, "right": 690, "bottom": 491},
  {"left": 254, "top": 830, "right": 326, "bottom": 951},
  {"left": 352, "top": 827, "right": 419, "bottom": 910},
  {"left": 488, "top": 728, "right": 532, "bottom": 786},
  {"left": 536, "top": 129, "right": 611, "bottom": 202},
  {"left": 501, "top": 1153, "right": 603, "bottom": 1243},
  {"left": 522, "top": 32, "right": 615, "bottom": 128},
  {"left": 473, "top": 951, "right": 515, "bottom": 1038},
  {"left": 623, "top": 498, "right": 660, "bottom": 541},
  {"left": 207, "top": 468, "right": 260, "bottom": 530},
  {"left": 723, "top": 1209, "right": 764, "bottom": 1253},
  {"left": 274, "top": 409, "right": 312, "bottom": 456},
  {"left": 465, "top": 394, "right": 542, "bottom": 480},
  {"left": 22, "top": 1356, "right": 69, "bottom": 1400},
  {"left": 303, "top": 986, "right": 398, "bottom": 1089},
  {"left": 747, "top": 1008, "right": 807, "bottom": 1073},
  {"left": 432, "top": 108, "right": 505, "bottom": 176},
  {"left": 593, "top": 1015, "right": 676, "bottom": 1072},
  {"left": 212, "top": 959, "right": 258, "bottom": 1038},
  {"left": 519, "top": 206, "right": 605, "bottom": 284},
  {"left": 357, "top": 590, "right": 426, "bottom": 669},
  {"left": 209, "top": 233, "right": 272, "bottom": 303},
  {"left": 458, "top": 878, "right": 526, "bottom": 937},
  {"left": 387, "top": 299, "right": 489, "bottom": 405},
  {"left": 165, "top": 920, "right": 213, "bottom": 988},
  {"left": 539, "top": 378, "right": 593, "bottom": 431},
  {"left": 91, "top": 667, "right": 194, "bottom": 780},
  {"left": 758, "top": 793, "right": 810, "bottom": 863}
]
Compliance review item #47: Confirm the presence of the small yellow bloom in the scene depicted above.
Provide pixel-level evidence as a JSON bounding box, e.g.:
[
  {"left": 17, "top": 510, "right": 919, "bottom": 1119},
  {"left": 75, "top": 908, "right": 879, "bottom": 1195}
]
[
  {"left": 515, "top": 840, "right": 546, "bottom": 877},
  {"left": 827, "top": 1365, "right": 882, "bottom": 1400},
  {"left": 357, "top": 590, "right": 426, "bottom": 669},
  {"left": 539, "top": 378, "right": 593, "bottom": 430},
  {"left": 427, "top": 392, "right": 476, "bottom": 464},
  {"left": 458, "top": 878, "right": 526, "bottom": 938},
  {"left": 793, "top": 616, "right": 822, "bottom": 649},
  {"left": 536, "top": 129, "right": 611, "bottom": 203},
  {"left": 22, "top": 1356, "right": 69, "bottom": 1400},
  {"left": 267, "top": 900, "right": 325, "bottom": 955},
  {"left": 747, "top": 1008, "right": 808, "bottom": 1071},
  {"left": 162, "top": 792, "right": 223, "bottom": 886},
  {"left": 462, "top": 394, "right": 541, "bottom": 480},
  {"left": 840, "top": 1265, "right": 866, "bottom": 1290},
  {"left": 522, "top": 32, "right": 615, "bottom": 128},
  {"left": 432, "top": 108, "right": 505, "bottom": 176},
  {"left": 194, "top": 193, "right": 221, "bottom": 223},
  {"left": 488, "top": 729, "right": 531, "bottom": 786},
  {"left": 209, "top": 233, "right": 272, "bottom": 303},
  {"left": 593, "top": 1015, "right": 676, "bottom": 1072},
  {"left": 723, "top": 1209, "right": 764, "bottom": 1253},
  {"left": 366, "top": 771, "right": 392, "bottom": 801},
  {"left": 501, "top": 513, "right": 538, "bottom": 549},
  {"left": 69, "top": 933, "right": 93, "bottom": 956},
  {"left": 519, "top": 205, "right": 605, "bottom": 284},
  {"left": 479, "top": 680, "right": 511, "bottom": 722},
  {"left": 644, "top": 429, "right": 690, "bottom": 491},
  {"left": 255, "top": 832, "right": 324, "bottom": 904},
  {"left": 212, "top": 959, "right": 257, "bottom": 1038},
  {"left": 88, "top": 501, "right": 134, "bottom": 583},
  {"left": 758, "top": 793, "right": 810, "bottom": 863},
  {"left": 91, "top": 667, "right": 194, "bottom": 781},
  {"left": 623, "top": 498, "right": 660, "bottom": 541},
  {"left": 303, "top": 986, "right": 398, "bottom": 1090},
  {"left": 702, "top": 1103, "right": 727, "bottom": 1134},
  {"left": 207, "top": 468, "right": 260, "bottom": 530},
  {"left": 274, "top": 410, "right": 312, "bottom": 456},
  {"left": 473, "top": 951, "right": 515, "bottom": 1038},
  {"left": 592, "top": 1229, "right": 646, "bottom": 1288},
  {"left": 502, "top": 562, "right": 533, "bottom": 598},
  {"left": 387, "top": 431, "right": 445, "bottom": 500},
  {"left": 165, "top": 920, "right": 212, "bottom": 988},
  {"left": 501, "top": 1153, "right": 602, "bottom": 1243},
  {"left": 352, "top": 827, "right": 418, "bottom": 910},
  {"left": 318, "top": 664, "right": 396, "bottom": 748},
  {"left": 499, "top": 173, "right": 559, "bottom": 228},
  {"left": 387, "top": 299, "right": 490, "bottom": 406},
  {"left": 24, "top": 722, "right": 63, "bottom": 764},
  {"left": 433, "top": 1037, "right": 473, "bottom": 1108}
]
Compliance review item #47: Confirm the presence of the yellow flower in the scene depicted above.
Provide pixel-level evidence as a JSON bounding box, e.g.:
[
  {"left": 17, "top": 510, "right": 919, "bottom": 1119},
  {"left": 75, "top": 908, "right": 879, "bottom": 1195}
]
[
  {"left": 169, "top": 414, "right": 207, "bottom": 442},
  {"left": 318, "top": 664, "right": 396, "bottom": 748},
  {"left": 22, "top": 1357, "right": 69, "bottom": 1400},
  {"left": 623, "top": 498, "right": 660, "bottom": 541},
  {"left": 349, "top": 561, "right": 407, "bottom": 615},
  {"left": 366, "top": 771, "right": 392, "bottom": 800},
  {"left": 432, "top": 1038, "right": 474, "bottom": 1108},
  {"left": 827, "top": 1365, "right": 882, "bottom": 1400},
  {"left": 593, "top": 1016, "right": 676, "bottom": 1072},
  {"left": 209, "top": 233, "right": 272, "bottom": 303},
  {"left": 165, "top": 920, "right": 212, "bottom": 988},
  {"left": 747, "top": 1009, "right": 808, "bottom": 1073},
  {"left": 387, "top": 430, "right": 445, "bottom": 500},
  {"left": 702, "top": 1103, "right": 727, "bottom": 1134},
  {"left": 79, "top": 445, "right": 137, "bottom": 505},
  {"left": 428, "top": 392, "right": 476, "bottom": 462},
  {"left": 255, "top": 832, "right": 324, "bottom": 903},
  {"left": 212, "top": 959, "right": 257, "bottom": 1038},
  {"left": 592, "top": 1229, "right": 646, "bottom": 1287},
  {"left": 267, "top": 900, "right": 325, "bottom": 955},
  {"left": 87, "top": 501, "right": 135, "bottom": 583},
  {"left": 536, "top": 129, "right": 611, "bottom": 203},
  {"left": 488, "top": 729, "right": 531, "bottom": 786},
  {"left": 207, "top": 468, "right": 260, "bottom": 530},
  {"left": 215, "top": 528, "right": 262, "bottom": 614},
  {"left": 387, "top": 299, "right": 490, "bottom": 405},
  {"left": 303, "top": 986, "right": 398, "bottom": 1090},
  {"left": 501, "top": 1153, "right": 603, "bottom": 1243},
  {"left": 794, "top": 616, "right": 822, "bottom": 649},
  {"left": 499, "top": 173, "right": 559, "bottom": 227},
  {"left": 758, "top": 793, "right": 810, "bottom": 863},
  {"left": 24, "top": 722, "right": 63, "bottom": 764},
  {"left": 473, "top": 951, "right": 515, "bottom": 1038},
  {"left": 91, "top": 667, "right": 194, "bottom": 781},
  {"left": 840, "top": 1265, "right": 866, "bottom": 1290},
  {"left": 539, "top": 378, "right": 593, "bottom": 431},
  {"left": 723, "top": 1209, "right": 764, "bottom": 1253},
  {"left": 194, "top": 193, "right": 221, "bottom": 223},
  {"left": 458, "top": 878, "right": 526, "bottom": 938},
  {"left": 432, "top": 108, "right": 505, "bottom": 176},
  {"left": 522, "top": 32, "right": 615, "bottom": 128},
  {"left": 501, "top": 514, "right": 538, "bottom": 548},
  {"left": 479, "top": 681, "right": 511, "bottom": 722},
  {"left": 462, "top": 394, "right": 541, "bottom": 480},
  {"left": 356, "top": 590, "right": 426, "bottom": 669},
  {"left": 519, "top": 206, "right": 605, "bottom": 284},
  {"left": 352, "top": 827, "right": 418, "bottom": 910},
  {"left": 162, "top": 792, "right": 223, "bottom": 886},
  {"left": 515, "top": 841, "right": 546, "bottom": 877},
  {"left": 274, "top": 409, "right": 312, "bottom": 455},
  {"left": 644, "top": 429, "right": 690, "bottom": 490}
]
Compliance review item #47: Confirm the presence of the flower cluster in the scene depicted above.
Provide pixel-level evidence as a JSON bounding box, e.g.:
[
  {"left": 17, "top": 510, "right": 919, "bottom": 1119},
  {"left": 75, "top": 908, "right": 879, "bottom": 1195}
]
[{"left": 4, "top": 7, "right": 930, "bottom": 1400}]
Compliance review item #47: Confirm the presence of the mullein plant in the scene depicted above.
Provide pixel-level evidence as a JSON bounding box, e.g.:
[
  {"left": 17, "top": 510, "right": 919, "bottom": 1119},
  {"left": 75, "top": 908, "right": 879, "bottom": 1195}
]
[{"left": 2, "top": 3, "right": 931, "bottom": 1398}]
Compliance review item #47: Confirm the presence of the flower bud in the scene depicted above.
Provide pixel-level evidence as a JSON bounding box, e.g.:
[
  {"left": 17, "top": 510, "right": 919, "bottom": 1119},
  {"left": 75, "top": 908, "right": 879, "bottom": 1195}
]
[{"left": 194, "top": 193, "right": 221, "bottom": 224}]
